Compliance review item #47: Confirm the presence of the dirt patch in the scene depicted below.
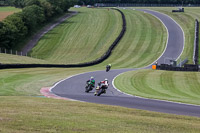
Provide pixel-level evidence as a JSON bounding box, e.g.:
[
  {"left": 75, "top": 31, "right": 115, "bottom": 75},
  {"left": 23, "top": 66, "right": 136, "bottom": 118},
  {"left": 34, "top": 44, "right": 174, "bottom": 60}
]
[{"left": 0, "top": 12, "right": 14, "bottom": 21}]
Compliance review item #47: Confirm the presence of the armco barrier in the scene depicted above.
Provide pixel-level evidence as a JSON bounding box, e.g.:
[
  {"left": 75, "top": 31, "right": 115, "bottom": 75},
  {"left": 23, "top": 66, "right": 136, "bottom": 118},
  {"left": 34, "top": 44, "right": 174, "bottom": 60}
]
[
  {"left": 0, "top": 8, "right": 126, "bottom": 69},
  {"left": 193, "top": 19, "right": 199, "bottom": 65},
  {"left": 156, "top": 64, "right": 199, "bottom": 71}
]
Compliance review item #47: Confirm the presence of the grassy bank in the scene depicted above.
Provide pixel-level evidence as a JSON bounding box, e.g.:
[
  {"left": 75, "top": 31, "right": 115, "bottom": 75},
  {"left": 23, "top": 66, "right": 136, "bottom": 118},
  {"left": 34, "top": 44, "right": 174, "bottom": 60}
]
[
  {"left": 0, "top": 96, "right": 200, "bottom": 133},
  {"left": 28, "top": 7, "right": 166, "bottom": 68},
  {"left": 101, "top": 9, "right": 166, "bottom": 68},
  {"left": 0, "top": 53, "right": 50, "bottom": 64},
  {"left": 0, "top": 7, "right": 167, "bottom": 68},
  {"left": 30, "top": 7, "right": 122, "bottom": 64},
  {"left": 115, "top": 69, "right": 200, "bottom": 105},
  {"left": 0, "top": 67, "right": 93, "bottom": 96}
]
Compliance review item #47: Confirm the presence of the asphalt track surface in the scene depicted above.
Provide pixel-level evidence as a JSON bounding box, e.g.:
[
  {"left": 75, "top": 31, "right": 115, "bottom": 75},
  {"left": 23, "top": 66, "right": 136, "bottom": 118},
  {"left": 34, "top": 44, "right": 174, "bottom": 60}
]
[{"left": 52, "top": 9, "right": 200, "bottom": 117}]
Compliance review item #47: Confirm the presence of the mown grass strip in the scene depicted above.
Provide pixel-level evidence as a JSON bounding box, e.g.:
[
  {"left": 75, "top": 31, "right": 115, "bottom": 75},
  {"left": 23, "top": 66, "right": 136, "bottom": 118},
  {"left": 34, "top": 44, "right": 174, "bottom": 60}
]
[
  {"left": 30, "top": 7, "right": 122, "bottom": 64},
  {"left": 0, "top": 96, "right": 200, "bottom": 133},
  {"left": 101, "top": 9, "right": 167, "bottom": 68},
  {"left": 0, "top": 53, "right": 50, "bottom": 64},
  {"left": 115, "top": 69, "right": 200, "bottom": 105},
  {"left": 0, "top": 67, "right": 93, "bottom": 96}
]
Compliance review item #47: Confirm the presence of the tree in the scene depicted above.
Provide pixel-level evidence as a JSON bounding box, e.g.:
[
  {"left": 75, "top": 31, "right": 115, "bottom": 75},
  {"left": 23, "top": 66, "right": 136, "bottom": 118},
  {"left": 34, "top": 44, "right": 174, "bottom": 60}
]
[
  {"left": 0, "top": 13, "right": 27, "bottom": 48},
  {"left": 22, "top": 5, "right": 45, "bottom": 31}
]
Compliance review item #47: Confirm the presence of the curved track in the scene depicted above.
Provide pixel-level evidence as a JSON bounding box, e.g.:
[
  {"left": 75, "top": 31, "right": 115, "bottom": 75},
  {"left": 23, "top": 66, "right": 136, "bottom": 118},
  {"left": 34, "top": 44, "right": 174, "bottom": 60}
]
[{"left": 52, "top": 10, "right": 200, "bottom": 117}]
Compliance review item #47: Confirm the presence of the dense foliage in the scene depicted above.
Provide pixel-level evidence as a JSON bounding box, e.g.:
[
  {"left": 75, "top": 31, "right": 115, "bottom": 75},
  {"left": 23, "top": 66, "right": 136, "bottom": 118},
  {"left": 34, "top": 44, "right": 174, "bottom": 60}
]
[{"left": 0, "top": 0, "right": 77, "bottom": 49}]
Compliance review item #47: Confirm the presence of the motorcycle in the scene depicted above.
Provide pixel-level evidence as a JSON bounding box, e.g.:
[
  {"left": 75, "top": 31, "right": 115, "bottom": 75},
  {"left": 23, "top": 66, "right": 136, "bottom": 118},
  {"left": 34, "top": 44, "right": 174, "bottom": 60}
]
[
  {"left": 94, "top": 84, "right": 108, "bottom": 96},
  {"left": 85, "top": 81, "right": 94, "bottom": 93},
  {"left": 106, "top": 65, "right": 111, "bottom": 72}
]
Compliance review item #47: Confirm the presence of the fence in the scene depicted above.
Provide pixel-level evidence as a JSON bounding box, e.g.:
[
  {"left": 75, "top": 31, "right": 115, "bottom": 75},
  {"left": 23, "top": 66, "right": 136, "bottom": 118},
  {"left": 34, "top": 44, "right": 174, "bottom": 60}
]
[
  {"left": 0, "top": 48, "right": 34, "bottom": 57},
  {"left": 0, "top": 48, "right": 29, "bottom": 56},
  {"left": 156, "top": 64, "right": 199, "bottom": 71},
  {"left": 95, "top": 3, "right": 200, "bottom": 7},
  {"left": 193, "top": 19, "right": 199, "bottom": 65}
]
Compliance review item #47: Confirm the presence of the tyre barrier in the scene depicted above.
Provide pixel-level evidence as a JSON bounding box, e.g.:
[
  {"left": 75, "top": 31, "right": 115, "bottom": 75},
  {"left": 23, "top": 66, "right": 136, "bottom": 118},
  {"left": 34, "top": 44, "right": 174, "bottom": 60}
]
[
  {"left": 156, "top": 64, "right": 199, "bottom": 71},
  {"left": 0, "top": 8, "right": 126, "bottom": 69}
]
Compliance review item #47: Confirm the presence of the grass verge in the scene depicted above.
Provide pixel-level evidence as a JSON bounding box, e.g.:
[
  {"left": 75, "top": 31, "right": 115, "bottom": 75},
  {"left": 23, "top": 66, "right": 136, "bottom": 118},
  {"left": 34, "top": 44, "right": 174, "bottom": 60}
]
[
  {"left": 0, "top": 67, "right": 93, "bottom": 96},
  {"left": 0, "top": 53, "right": 50, "bottom": 64},
  {"left": 0, "top": 96, "right": 200, "bottom": 133},
  {"left": 115, "top": 69, "right": 200, "bottom": 105}
]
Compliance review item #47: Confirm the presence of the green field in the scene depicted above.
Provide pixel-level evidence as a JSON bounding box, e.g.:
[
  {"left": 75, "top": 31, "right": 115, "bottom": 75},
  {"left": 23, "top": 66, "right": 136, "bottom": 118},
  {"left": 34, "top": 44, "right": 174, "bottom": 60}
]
[
  {"left": 0, "top": 53, "right": 50, "bottom": 64},
  {"left": 0, "top": 68, "right": 91, "bottom": 96},
  {"left": 1, "top": 7, "right": 200, "bottom": 132},
  {"left": 0, "top": 6, "right": 21, "bottom": 12},
  {"left": 0, "top": 6, "right": 21, "bottom": 21},
  {"left": 115, "top": 69, "right": 200, "bottom": 105},
  {"left": 30, "top": 8, "right": 122, "bottom": 64},
  {"left": 0, "top": 96, "right": 200, "bottom": 133}
]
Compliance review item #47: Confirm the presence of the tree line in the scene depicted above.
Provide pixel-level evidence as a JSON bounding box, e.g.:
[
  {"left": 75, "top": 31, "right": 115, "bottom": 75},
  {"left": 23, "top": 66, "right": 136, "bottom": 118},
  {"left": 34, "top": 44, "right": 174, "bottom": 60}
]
[
  {"left": 0, "top": 0, "right": 77, "bottom": 49},
  {"left": 77, "top": 0, "right": 200, "bottom": 5}
]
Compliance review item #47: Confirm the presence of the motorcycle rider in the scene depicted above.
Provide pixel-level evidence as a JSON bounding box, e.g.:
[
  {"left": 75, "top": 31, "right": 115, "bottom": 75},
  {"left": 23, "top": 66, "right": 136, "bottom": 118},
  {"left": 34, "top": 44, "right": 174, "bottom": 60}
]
[
  {"left": 106, "top": 64, "right": 112, "bottom": 72},
  {"left": 86, "top": 76, "right": 95, "bottom": 88},
  {"left": 94, "top": 78, "right": 109, "bottom": 96}
]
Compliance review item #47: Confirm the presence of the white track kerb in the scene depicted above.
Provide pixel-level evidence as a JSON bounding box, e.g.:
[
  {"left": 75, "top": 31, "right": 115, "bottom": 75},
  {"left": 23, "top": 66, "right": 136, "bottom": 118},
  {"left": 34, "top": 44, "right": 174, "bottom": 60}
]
[{"left": 49, "top": 70, "right": 105, "bottom": 102}]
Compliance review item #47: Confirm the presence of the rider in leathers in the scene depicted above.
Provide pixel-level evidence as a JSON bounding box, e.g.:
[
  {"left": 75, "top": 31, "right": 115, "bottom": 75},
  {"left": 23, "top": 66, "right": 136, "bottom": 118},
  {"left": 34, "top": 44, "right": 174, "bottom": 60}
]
[
  {"left": 86, "top": 77, "right": 95, "bottom": 88},
  {"left": 94, "top": 78, "right": 109, "bottom": 96}
]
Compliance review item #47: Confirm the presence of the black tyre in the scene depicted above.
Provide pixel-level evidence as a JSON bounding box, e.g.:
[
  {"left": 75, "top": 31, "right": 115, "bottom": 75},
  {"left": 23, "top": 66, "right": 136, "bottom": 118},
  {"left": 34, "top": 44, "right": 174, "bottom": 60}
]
[
  {"left": 97, "top": 89, "right": 103, "bottom": 96},
  {"left": 85, "top": 84, "right": 93, "bottom": 93},
  {"left": 85, "top": 85, "right": 90, "bottom": 93}
]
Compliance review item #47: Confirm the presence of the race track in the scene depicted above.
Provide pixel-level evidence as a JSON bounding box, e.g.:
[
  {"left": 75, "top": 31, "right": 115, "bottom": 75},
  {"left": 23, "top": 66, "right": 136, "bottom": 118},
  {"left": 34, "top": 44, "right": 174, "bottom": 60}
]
[{"left": 51, "top": 10, "right": 200, "bottom": 117}]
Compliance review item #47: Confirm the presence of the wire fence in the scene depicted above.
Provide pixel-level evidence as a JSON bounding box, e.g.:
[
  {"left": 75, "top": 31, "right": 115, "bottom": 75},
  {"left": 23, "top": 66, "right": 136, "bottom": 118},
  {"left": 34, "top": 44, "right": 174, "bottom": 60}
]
[
  {"left": 0, "top": 48, "right": 25, "bottom": 56},
  {"left": 0, "top": 48, "right": 42, "bottom": 59}
]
